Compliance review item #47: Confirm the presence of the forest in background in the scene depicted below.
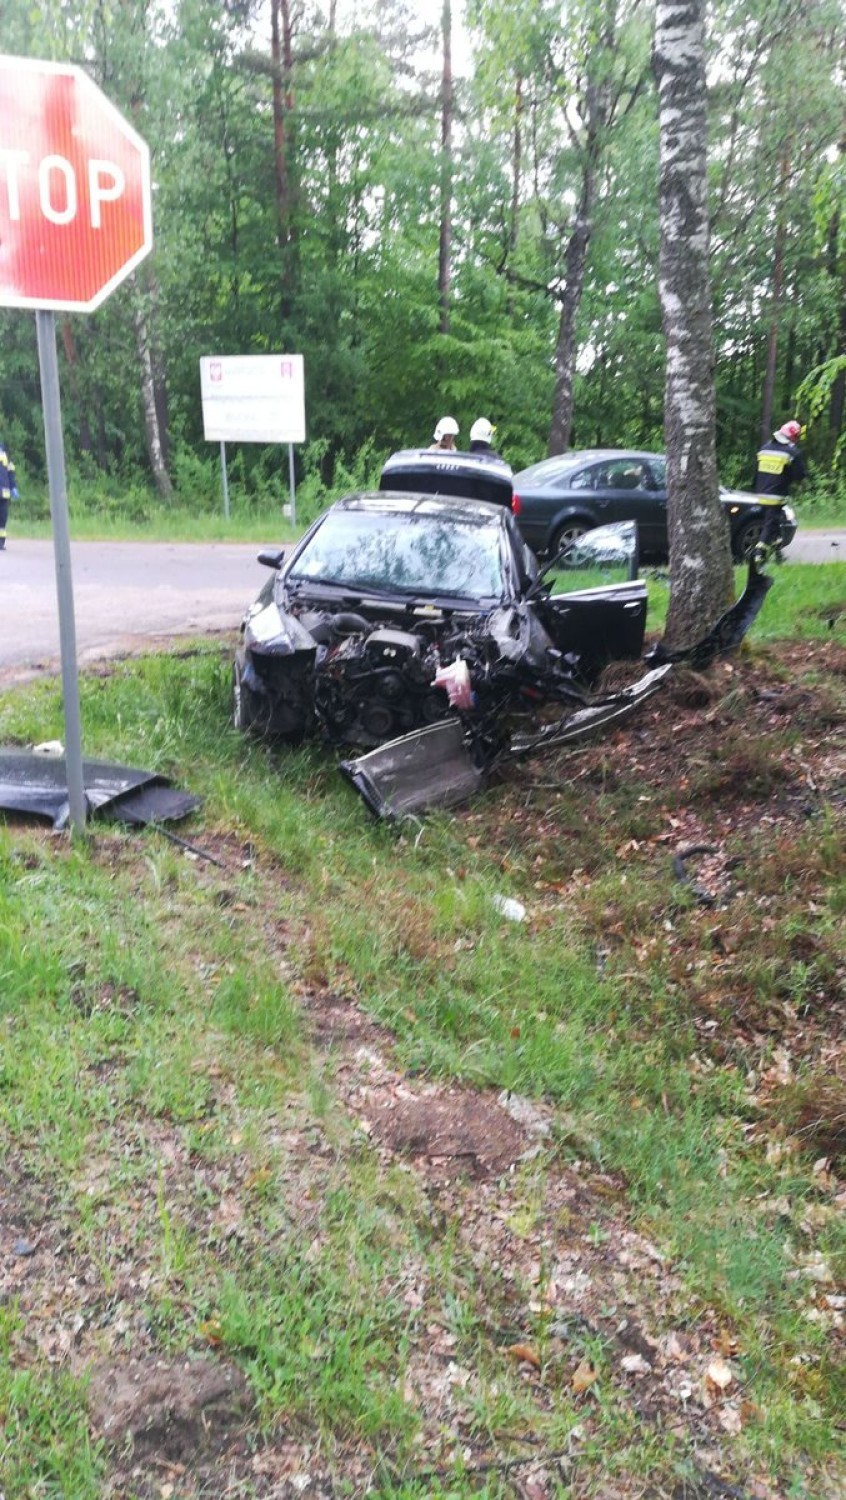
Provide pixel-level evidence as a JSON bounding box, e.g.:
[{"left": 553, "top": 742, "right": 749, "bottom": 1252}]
[{"left": 0, "top": 0, "right": 844, "bottom": 519}]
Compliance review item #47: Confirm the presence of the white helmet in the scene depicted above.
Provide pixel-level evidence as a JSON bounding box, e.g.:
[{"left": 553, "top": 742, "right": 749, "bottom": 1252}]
[
  {"left": 470, "top": 417, "right": 495, "bottom": 443},
  {"left": 433, "top": 416, "right": 459, "bottom": 441}
]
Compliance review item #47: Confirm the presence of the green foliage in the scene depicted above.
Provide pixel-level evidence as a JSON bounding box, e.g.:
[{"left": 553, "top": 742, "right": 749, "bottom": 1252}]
[
  {"left": 1, "top": 0, "right": 842, "bottom": 507},
  {"left": 797, "top": 357, "right": 846, "bottom": 467}
]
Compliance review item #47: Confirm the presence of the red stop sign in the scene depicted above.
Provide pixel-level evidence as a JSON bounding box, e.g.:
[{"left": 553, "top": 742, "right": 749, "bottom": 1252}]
[{"left": 0, "top": 56, "right": 152, "bottom": 312}]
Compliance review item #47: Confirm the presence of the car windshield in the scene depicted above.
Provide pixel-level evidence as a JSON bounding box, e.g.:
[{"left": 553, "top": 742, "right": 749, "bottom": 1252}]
[{"left": 287, "top": 510, "right": 506, "bottom": 601}]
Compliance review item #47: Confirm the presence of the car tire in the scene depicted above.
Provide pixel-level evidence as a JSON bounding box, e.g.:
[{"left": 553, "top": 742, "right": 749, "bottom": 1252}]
[
  {"left": 732, "top": 517, "right": 781, "bottom": 563},
  {"left": 551, "top": 519, "right": 592, "bottom": 558}
]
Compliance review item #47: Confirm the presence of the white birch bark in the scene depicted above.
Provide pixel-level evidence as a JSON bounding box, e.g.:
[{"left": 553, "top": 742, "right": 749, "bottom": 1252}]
[
  {"left": 132, "top": 282, "right": 173, "bottom": 500},
  {"left": 654, "top": 0, "right": 734, "bottom": 647}
]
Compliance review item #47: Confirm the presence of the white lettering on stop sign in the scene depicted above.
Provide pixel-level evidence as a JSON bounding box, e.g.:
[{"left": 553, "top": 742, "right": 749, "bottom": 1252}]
[{"left": 0, "top": 147, "right": 125, "bottom": 227}]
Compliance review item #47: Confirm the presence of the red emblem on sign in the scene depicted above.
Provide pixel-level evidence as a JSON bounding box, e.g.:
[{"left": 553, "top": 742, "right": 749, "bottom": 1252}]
[
  {"left": 210, "top": 361, "right": 222, "bottom": 382},
  {"left": 0, "top": 56, "right": 152, "bottom": 312}
]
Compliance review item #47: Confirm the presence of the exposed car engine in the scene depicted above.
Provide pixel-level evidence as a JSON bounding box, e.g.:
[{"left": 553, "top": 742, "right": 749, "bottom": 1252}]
[{"left": 313, "top": 624, "right": 447, "bottom": 745}]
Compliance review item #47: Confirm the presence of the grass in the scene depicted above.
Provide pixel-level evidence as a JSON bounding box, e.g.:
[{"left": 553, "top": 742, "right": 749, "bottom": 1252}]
[
  {"left": 0, "top": 574, "right": 844, "bottom": 1495},
  {"left": 643, "top": 560, "right": 846, "bottom": 641},
  {"left": 17, "top": 505, "right": 298, "bottom": 545}
]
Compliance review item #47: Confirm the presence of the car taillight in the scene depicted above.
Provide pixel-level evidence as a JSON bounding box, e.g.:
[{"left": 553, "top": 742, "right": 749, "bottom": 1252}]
[{"left": 511, "top": 492, "right": 521, "bottom": 516}]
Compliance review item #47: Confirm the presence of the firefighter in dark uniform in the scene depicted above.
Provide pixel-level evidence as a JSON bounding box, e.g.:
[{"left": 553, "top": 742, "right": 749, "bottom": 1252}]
[
  {"left": 0, "top": 438, "right": 19, "bottom": 551},
  {"left": 753, "top": 420, "right": 806, "bottom": 548}
]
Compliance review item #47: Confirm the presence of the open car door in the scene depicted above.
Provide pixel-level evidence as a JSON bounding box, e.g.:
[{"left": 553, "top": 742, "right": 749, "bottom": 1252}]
[{"left": 531, "top": 522, "right": 647, "bottom": 681}]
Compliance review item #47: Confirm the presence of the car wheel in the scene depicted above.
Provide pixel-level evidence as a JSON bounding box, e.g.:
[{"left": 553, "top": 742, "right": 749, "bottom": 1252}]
[
  {"left": 733, "top": 517, "right": 779, "bottom": 563},
  {"left": 551, "top": 519, "right": 592, "bottom": 558}
]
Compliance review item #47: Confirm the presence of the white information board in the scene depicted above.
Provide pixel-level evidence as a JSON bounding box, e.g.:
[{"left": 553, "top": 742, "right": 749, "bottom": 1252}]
[{"left": 200, "top": 354, "right": 305, "bottom": 443}]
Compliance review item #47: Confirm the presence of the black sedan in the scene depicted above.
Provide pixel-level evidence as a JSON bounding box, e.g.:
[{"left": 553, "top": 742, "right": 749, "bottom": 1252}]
[
  {"left": 233, "top": 491, "right": 651, "bottom": 750},
  {"left": 511, "top": 449, "right": 797, "bottom": 562}
]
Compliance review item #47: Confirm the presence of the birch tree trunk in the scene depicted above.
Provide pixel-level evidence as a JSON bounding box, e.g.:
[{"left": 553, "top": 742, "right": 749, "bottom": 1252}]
[
  {"left": 654, "top": 0, "right": 733, "bottom": 648},
  {"left": 132, "top": 281, "right": 173, "bottom": 500}
]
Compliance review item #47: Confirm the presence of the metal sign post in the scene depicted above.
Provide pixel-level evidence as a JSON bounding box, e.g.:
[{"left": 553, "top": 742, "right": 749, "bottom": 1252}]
[
  {"left": 288, "top": 443, "right": 296, "bottom": 527},
  {"left": 36, "top": 311, "right": 86, "bottom": 830},
  {"left": 220, "top": 441, "right": 230, "bottom": 520}
]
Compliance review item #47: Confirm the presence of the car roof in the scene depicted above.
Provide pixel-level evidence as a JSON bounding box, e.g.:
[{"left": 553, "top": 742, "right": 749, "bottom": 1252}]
[
  {"left": 331, "top": 489, "right": 509, "bottom": 527},
  {"left": 514, "top": 449, "right": 662, "bottom": 482}
]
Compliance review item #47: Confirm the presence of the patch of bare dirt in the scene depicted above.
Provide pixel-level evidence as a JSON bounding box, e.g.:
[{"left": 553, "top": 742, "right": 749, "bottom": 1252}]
[
  {"left": 360, "top": 1086, "right": 528, "bottom": 1180},
  {"left": 88, "top": 1355, "right": 251, "bottom": 1461}
]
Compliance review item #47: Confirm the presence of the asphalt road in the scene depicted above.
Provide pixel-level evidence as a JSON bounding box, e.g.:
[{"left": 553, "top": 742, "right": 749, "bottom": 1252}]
[
  {"left": 0, "top": 530, "right": 843, "bottom": 685},
  {"left": 0, "top": 538, "right": 273, "bottom": 684}
]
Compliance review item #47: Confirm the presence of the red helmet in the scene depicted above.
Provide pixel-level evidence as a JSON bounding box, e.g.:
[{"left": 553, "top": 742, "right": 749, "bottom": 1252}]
[{"left": 776, "top": 420, "right": 802, "bottom": 442}]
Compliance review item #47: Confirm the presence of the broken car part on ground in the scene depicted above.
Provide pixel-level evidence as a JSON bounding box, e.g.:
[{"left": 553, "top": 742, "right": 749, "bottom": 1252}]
[
  {"left": 233, "top": 452, "right": 773, "bottom": 820},
  {"left": 0, "top": 751, "right": 202, "bottom": 831}
]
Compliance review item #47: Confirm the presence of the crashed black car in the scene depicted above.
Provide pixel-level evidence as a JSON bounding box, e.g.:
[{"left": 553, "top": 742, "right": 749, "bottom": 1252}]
[{"left": 233, "top": 452, "right": 771, "bottom": 818}]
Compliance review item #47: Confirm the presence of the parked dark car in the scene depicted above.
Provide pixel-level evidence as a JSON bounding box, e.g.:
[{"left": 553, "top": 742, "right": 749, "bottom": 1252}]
[{"left": 511, "top": 449, "right": 797, "bottom": 562}]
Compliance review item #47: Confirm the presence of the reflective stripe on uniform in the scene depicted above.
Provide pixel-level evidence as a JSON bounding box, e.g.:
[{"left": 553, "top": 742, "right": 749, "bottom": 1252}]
[
  {"left": 752, "top": 494, "right": 785, "bottom": 506},
  {"left": 756, "top": 451, "right": 790, "bottom": 475}
]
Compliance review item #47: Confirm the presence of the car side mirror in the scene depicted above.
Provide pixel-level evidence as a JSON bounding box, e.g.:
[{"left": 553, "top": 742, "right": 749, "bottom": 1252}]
[{"left": 258, "top": 549, "right": 286, "bottom": 570}]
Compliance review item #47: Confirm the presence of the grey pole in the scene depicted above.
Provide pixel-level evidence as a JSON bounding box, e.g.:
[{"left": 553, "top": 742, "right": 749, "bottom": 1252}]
[
  {"left": 35, "top": 310, "right": 87, "bottom": 831},
  {"left": 288, "top": 442, "right": 296, "bottom": 527},
  {"left": 220, "top": 440, "right": 230, "bottom": 520}
]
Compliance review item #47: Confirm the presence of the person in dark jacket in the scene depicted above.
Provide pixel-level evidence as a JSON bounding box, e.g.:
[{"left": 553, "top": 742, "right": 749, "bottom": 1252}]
[
  {"left": 0, "top": 438, "right": 19, "bottom": 551},
  {"left": 468, "top": 417, "right": 502, "bottom": 460},
  {"left": 753, "top": 420, "right": 806, "bottom": 547}
]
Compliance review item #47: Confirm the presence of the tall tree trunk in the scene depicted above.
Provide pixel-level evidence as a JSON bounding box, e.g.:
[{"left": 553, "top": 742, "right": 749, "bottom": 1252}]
[
  {"left": 828, "top": 131, "right": 846, "bottom": 448},
  {"left": 271, "top": 0, "right": 297, "bottom": 318},
  {"left": 654, "top": 0, "right": 733, "bottom": 649},
  {"left": 547, "top": 0, "right": 619, "bottom": 456},
  {"left": 506, "top": 76, "right": 523, "bottom": 318},
  {"left": 438, "top": 0, "right": 453, "bottom": 335},
  {"left": 760, "top": 148, "right": 791, "bottom": 441},
  {"left": 132, "top": 281, "right": 173, "bottom": 499},
  {"left": 548, "top": 145, "right": 598, "bottom": 454}
]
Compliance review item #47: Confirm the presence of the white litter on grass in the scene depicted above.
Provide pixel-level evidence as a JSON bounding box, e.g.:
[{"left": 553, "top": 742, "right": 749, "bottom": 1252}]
[
  {"left": 497, "top": 1091, "right": 553, "bottom": 1138},
  {"left": 32, "top": 740, "right": 65, "bottom": 757},
  {"left": 492, "top": 894, "right": 526, "bottom": 922}
]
